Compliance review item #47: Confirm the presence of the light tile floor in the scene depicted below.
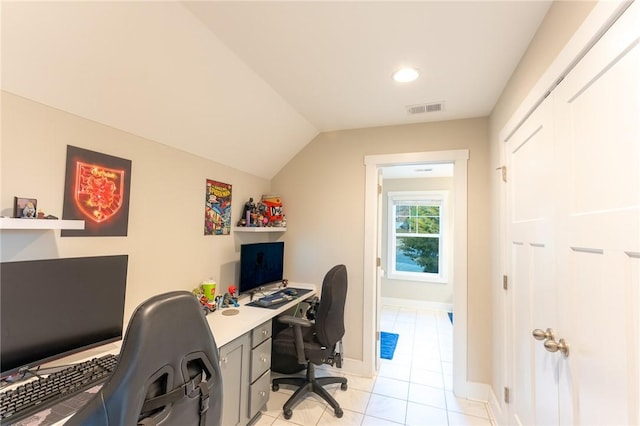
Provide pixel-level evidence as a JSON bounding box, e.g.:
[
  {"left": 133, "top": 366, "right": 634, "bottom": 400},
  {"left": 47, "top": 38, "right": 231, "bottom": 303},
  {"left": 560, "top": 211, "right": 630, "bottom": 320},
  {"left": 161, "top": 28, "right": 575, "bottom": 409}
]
[{"left": 256, "top": 304, "right": 494, "bottom": 426}]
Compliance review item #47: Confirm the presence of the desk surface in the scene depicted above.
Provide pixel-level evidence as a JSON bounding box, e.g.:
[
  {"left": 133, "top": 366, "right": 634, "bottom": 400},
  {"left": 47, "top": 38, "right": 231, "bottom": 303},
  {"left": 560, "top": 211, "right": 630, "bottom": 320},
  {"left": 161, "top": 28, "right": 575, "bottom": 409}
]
[
  {"left": 206, "top": 283, "right": 316, "bottom": 347},
  {"left": 11, "top": 283, "right": 317, "bottom": 425}
]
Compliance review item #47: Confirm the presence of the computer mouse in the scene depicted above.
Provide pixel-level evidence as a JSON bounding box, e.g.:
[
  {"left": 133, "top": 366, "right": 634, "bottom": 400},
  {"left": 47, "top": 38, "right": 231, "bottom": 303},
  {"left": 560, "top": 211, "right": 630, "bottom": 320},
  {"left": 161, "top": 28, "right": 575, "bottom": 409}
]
[{"left": 284, "top": 288, "right": 298, "bottom": 296}]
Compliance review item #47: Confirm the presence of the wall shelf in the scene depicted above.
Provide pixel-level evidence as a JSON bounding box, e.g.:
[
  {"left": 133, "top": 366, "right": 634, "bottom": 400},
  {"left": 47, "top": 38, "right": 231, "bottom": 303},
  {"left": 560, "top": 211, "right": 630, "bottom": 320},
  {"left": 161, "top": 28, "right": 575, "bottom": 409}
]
[
  {"left": 233, "top": 227, "right": 286, "bottom": 233},
  {"left": 0, "top": 217, "right": 85, "bottom": 230}
]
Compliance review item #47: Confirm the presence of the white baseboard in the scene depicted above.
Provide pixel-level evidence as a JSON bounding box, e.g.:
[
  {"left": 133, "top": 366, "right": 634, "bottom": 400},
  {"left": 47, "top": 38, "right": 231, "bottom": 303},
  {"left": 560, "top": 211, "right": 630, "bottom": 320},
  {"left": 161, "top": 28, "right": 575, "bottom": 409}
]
[
  {"left": 487, "top": 387, "right": 503, "bottom": 426},
  {"left": 381, "top": 297, "right": 453, "bottom": 312},
  {"left": 460, "top": 381, "right": 490, "bottom": 402}
]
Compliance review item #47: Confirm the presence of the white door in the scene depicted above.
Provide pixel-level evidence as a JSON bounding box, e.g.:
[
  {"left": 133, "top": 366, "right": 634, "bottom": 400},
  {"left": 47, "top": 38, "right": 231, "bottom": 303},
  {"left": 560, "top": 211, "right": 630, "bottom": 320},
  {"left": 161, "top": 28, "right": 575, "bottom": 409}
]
[
  {"left": 376, "top": 168, "right": 384, "bottom": 371},
  {"left": 553, "top": 2, "right": 639, "bottom": 424},
  {"left": 507, "top": 2, "right": 639, "bottom": 424},
  {"left": 506, "top": 97, "right": 560, "bottom": 426}
]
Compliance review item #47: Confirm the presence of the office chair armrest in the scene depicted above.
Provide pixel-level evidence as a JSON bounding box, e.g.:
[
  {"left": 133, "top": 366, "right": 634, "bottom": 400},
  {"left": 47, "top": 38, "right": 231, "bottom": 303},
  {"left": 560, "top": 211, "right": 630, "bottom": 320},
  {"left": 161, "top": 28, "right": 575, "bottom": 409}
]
[
  {"left": 277, "top": 315, "right": 310, "bottom": 364},
  {"left": 277, "top": 315, "right": 311, "bottom": 327}
]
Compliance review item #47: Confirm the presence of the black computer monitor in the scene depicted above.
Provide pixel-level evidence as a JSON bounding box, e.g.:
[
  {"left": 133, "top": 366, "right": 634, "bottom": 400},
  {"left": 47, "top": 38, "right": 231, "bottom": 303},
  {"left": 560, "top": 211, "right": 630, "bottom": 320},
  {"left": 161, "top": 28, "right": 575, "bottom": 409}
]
[
  {"left": 239, "top": 242, "right": 284, "bottom": 294},
  {"left": 0, "top": 255, "right": 128, "bottom": 377}
]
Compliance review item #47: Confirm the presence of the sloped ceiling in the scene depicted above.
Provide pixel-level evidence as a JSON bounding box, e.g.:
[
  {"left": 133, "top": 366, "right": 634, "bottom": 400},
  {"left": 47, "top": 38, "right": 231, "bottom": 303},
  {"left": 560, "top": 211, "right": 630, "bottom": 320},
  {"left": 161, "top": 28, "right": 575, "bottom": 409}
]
[{"left": 1, "top": 1, "right": 552, "bottom": 179}]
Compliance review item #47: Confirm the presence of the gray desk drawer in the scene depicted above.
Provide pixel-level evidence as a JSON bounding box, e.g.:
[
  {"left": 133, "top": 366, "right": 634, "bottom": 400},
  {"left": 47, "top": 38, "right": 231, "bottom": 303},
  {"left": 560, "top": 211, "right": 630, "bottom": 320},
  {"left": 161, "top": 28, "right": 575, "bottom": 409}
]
[
  {"left": 249, "top": 370, "right": 271, "bottom": 416},
  {"left": 251, "top": 320, "right": 272, "bottom": 347},
  {"left": 251, "top": 338, "right": 272, "bottom": 383}
]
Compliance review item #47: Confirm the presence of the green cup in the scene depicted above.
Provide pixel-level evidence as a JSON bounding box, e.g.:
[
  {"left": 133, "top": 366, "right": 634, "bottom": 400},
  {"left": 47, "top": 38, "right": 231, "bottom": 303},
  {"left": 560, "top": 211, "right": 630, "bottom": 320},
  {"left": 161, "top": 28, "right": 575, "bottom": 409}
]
[{"left": 202, "top": 282, "right": 216, "bottom": 300}]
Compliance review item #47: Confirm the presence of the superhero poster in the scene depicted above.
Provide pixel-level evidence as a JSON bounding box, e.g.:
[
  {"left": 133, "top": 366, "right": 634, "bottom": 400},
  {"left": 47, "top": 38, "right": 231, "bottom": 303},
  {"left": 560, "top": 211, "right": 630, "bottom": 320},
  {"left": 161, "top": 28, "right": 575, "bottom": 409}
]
[
  {"left": 61, "top": 145, "right": 132, "bottom": 237},
  {"left": 205, "top": 179, "right": 231, "bottom": 235}
]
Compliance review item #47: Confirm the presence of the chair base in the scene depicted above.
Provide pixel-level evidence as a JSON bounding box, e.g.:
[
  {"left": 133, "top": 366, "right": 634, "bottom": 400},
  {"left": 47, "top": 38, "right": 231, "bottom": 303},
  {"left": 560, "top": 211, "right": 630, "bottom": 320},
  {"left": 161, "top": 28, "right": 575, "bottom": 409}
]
[{"left": 271, "top": 363, "right": 348, "bottom": 419}]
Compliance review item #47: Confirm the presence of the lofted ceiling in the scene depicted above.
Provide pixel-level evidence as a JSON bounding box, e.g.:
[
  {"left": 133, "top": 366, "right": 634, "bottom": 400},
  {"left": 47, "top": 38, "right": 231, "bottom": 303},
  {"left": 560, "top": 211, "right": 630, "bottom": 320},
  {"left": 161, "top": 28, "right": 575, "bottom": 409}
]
[{"left": 1, "top": 1, "right": 552, "bottom": 179}]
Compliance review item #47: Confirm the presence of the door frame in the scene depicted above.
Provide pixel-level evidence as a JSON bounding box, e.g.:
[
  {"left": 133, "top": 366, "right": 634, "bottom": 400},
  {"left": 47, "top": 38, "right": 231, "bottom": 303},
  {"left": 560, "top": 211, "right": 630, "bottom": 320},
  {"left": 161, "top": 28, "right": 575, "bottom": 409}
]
[{"left": 363, "top": 149, "right": 471, "bottom": 397}]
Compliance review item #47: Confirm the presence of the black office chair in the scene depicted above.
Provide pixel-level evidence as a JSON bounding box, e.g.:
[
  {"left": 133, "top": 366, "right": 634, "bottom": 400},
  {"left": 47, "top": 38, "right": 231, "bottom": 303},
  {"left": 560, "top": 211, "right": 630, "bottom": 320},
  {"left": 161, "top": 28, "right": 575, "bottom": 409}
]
[
  {"left": 67, "top": 291, "right": 222, "bottom": 426},
  {"left": 271, "top": 264, "right": 348, "bottom": 419}
]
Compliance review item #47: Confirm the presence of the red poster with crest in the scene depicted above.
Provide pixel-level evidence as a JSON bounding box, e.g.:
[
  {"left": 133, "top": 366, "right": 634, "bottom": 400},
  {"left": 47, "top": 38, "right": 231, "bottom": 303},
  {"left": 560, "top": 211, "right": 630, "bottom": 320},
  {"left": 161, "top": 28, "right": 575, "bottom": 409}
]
[{"left": 62, "top": 145, "right": 131, "bottom": 237}]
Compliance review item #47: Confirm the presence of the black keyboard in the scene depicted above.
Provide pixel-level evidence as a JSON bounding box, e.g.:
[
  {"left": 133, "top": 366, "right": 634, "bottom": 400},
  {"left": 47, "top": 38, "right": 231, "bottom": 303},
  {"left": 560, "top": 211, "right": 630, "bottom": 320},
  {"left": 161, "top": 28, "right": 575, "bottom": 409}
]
[
  {"left": 255, "top": 291, "right": 294, "bottom": 307},
  {"left": 0, "top": 354, "right": 118, "bottom": 424}
]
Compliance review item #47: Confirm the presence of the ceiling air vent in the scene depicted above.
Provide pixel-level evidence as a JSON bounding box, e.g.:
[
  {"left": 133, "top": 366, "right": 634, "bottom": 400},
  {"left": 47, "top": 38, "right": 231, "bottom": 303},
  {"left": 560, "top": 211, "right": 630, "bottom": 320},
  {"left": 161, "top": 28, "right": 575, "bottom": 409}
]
[{"left": 406, "top": 102, "right": 444, "bottom": 115}]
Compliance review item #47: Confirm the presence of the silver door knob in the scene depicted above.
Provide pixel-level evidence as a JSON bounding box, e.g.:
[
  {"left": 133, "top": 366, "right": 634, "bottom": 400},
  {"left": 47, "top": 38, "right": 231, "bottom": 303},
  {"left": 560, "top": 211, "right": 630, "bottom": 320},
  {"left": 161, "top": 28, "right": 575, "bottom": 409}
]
[
  {"left": 544, "top": 338, "right": 570, "bottom": 357},
  {"left": 532, "top": 328, "right": 555, "bottom": 341}
]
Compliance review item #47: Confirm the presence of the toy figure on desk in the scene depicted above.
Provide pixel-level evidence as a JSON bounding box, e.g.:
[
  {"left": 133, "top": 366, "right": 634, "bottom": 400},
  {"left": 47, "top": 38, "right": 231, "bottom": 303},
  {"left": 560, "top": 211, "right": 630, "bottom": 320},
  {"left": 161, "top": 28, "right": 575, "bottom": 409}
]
[
  {"left": 227, "top": 286, "right": 240, "bottom": 307},
  {"left": 221, "top": 293, "right": 231, "bottom": 308},
  {"left": 228, "top": 285, "right": 237, "bottom": 297},
  {"left": 221, "top": 292, "right": 239, "bottom": 308}
]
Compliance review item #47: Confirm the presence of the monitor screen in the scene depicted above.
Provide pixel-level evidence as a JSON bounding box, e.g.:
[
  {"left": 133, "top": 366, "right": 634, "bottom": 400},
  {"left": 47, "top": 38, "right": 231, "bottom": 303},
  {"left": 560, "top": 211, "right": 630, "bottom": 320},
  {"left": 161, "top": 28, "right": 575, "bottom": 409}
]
[
  {"left": 1, "top": 255, "right": 128, "bottom": 377},
  {"left": 239, "top": 242, "right": 284, "bottom": 294}
]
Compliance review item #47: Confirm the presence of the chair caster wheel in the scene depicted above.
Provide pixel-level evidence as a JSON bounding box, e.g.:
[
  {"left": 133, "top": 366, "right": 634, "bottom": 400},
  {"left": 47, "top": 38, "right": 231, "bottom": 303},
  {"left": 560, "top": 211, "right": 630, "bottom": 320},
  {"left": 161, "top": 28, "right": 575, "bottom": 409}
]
[
  {"left": 335, "top": 408, "right": 343, "bottom": 418},
  {"left": 341, "top": 383, "right": 348, "bottom": 391},
  {"left": 272, "top": 383, "right": 279, "bottom": 391},
  {"left": 284, "top": 409, "right": 293, "bottom": 420}
]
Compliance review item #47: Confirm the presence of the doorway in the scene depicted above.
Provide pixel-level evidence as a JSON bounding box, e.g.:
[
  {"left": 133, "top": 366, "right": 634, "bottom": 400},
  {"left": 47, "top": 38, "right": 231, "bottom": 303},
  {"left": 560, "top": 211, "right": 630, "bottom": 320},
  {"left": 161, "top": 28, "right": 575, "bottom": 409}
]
[
  {"left": 379, "top": 163, "right": 455, "bottom": 310},
  {"left": 363, "top": 149, "right": 470, "bottom": 397}
]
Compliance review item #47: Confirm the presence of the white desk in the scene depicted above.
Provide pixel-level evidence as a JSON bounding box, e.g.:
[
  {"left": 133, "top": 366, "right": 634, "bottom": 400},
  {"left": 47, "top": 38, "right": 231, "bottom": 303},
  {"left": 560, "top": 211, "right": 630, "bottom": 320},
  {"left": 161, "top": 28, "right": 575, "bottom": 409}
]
[
  {"left": 13, "top": 283, "right": 317, "bottom": 426},
  {"left": 210, "top": 283, "right": 317, "bottom": 426},
  {"left": 206, "top": 283, "right": 316, "bottom": 347}
]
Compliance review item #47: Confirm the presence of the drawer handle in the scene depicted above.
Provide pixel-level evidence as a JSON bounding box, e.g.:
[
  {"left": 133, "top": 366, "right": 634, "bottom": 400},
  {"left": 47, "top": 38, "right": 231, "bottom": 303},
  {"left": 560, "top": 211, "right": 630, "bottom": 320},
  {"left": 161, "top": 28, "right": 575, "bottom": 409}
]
[
  {"left": 261, "top": 356, "right": 268, "bottom": 363},
  {"left": 221, "top": 357, "right": 228, "bottom": 364},
  {"left": 260, "top": 391, "right": 266, "bottom": 397},
  {"left": 262, "top": 330, "right": 268, "bottom": 336}
]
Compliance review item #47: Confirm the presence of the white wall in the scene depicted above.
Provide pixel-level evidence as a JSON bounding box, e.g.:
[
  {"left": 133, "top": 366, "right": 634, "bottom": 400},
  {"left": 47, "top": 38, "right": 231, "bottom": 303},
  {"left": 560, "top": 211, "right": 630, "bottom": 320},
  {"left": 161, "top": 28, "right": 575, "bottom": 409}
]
[{"left": 0, "top": 91, "right": 275, "bottom": 325}]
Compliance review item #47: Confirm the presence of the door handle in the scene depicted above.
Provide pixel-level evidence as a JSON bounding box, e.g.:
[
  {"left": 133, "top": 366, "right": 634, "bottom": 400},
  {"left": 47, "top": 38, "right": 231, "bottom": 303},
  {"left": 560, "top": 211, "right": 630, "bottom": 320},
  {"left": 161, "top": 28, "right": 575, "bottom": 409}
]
[
  {"left": 544, "top": 338, "right": 570, "bottom": 357},
  {"left": 532, "top": 328, "right": 555, "bottom": 341}
]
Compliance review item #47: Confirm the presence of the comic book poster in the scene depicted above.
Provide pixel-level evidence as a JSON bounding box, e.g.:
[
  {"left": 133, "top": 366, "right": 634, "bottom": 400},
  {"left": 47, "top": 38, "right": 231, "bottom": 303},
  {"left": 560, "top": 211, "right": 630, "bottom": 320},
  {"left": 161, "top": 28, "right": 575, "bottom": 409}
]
[{"left": 205, "top": 179, "right": 231, "bottom": 235}]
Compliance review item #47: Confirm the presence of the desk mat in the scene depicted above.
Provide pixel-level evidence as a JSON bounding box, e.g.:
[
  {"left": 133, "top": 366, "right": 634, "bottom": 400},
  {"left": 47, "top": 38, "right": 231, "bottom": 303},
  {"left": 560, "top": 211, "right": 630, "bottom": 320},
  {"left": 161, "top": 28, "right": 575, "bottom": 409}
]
[{"left": 245, "top": 288, "right": 313, "bottom": 309}]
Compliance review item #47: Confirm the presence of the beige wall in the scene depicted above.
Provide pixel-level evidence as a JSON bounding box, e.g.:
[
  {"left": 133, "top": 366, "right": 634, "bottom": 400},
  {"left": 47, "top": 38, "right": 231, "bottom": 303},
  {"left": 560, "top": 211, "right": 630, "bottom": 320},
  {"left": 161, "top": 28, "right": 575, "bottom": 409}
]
[
  {"left": 381, "top": 177, "right": 454, "bottom": 305},
  {"left": 0, "top": 91, "right": 273, "bottom": 324},
  {"left": 488, "top": 0, "right": 596, "bottom": 409},
  {"left": 271, "top": 118, "right": 491, "bottom": 382}
]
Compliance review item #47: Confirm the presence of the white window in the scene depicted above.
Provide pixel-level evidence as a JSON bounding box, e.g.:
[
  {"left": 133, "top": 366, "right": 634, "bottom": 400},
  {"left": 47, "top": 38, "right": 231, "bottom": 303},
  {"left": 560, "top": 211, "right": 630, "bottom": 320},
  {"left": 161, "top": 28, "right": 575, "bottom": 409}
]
[{"left": 387, "top": 191, "right": 447, "bottom": 282}]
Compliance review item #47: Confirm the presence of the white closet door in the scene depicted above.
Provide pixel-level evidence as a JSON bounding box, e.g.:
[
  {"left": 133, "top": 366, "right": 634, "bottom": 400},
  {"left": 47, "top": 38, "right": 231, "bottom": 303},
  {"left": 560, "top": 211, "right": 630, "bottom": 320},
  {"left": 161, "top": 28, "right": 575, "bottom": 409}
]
[
  {"left": 506, "top": 97, "right": 560, "bottom": 426},
  {"left": 554, "top": 3, "right": 639, "bottom": 424},
  {"left": 506, "top": 2, "right": 639, "bottom": 424}
]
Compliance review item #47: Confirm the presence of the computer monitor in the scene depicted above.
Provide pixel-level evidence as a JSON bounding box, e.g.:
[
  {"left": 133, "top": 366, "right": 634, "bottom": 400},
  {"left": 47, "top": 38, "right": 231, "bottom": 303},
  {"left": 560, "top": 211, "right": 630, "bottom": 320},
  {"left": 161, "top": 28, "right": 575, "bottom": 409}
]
[
  {"left": 239, "top": 242, "right": 284, "bottom": 294},
  {"left": 0, "top": 255, "right": 128, "bottom": 377}
]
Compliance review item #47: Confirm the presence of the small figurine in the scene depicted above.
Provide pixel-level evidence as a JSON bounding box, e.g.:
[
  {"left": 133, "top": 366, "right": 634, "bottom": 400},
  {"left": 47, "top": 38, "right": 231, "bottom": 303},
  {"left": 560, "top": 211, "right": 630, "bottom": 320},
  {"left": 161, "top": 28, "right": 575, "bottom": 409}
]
[
  {"left": 222, "top": 292, "right": 232, "bottom": 308},
  {"left": 242, "top": 198, "right": 255, "bottom": 225},
  {"left": 199, "top": 296, "right": 216, "bottom": 314},
  {"left": 228, "top": 285, "right": 237, "bottom": 297}
]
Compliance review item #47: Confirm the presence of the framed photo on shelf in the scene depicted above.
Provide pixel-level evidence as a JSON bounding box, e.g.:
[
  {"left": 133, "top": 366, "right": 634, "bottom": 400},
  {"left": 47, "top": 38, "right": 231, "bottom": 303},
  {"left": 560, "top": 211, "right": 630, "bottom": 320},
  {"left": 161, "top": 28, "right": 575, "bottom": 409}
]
[{"left": 14, "top": 197, "right": 37, "bottom": 218}]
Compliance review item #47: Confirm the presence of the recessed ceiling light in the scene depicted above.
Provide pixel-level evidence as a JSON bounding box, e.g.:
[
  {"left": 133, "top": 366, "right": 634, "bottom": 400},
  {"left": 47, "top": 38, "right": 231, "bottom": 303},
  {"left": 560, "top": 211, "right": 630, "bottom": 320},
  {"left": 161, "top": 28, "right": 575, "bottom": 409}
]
[{"left": 393, "top": 67, "right": 420, "bottom": 83}]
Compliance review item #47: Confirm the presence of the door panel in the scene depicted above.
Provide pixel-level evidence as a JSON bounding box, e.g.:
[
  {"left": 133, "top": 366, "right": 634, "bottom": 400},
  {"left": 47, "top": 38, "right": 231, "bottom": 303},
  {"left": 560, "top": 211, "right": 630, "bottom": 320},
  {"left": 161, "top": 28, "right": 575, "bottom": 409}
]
[
  {"left": 507, "top": 98, "right": 558, "bottom": 426},
  {"left": 554, "top": 3, "right": 639, "bottom": 425}
]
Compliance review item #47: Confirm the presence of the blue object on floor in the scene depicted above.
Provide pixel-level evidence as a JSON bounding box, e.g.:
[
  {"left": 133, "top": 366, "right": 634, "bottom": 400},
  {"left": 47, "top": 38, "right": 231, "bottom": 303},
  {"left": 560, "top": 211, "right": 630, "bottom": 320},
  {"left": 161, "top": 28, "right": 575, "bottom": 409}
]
[
  {"left": 380, "top": 332, "right": 399, "bottom": 360},
  {"left": 448, "top": 312, "right": 453, "bottom": 323}
]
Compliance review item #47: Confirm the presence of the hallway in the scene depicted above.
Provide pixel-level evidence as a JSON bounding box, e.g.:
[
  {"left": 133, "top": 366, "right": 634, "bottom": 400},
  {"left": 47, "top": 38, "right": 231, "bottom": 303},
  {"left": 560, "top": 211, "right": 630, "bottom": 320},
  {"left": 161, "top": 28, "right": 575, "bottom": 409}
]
[{"left": 258, "top": 302, "right": 493, "bottom": 425}]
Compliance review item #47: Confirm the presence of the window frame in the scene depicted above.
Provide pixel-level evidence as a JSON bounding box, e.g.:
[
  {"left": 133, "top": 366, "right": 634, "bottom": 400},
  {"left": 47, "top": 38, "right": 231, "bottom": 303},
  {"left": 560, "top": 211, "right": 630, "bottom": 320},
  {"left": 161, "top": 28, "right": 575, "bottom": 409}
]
[{"left": 387, "top": 190, "right": 448, "bottom": 283}]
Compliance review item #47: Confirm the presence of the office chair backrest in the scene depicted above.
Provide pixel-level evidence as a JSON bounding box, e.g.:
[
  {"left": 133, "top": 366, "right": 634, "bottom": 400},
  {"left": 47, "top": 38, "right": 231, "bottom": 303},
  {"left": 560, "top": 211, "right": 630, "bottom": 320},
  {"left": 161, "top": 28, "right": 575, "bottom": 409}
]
[
  {"left": 314, "top": 264, "right": 348, "bottom": 347},
  {"left": 67, "top": 291, "right": 222, "bottom": 426}
]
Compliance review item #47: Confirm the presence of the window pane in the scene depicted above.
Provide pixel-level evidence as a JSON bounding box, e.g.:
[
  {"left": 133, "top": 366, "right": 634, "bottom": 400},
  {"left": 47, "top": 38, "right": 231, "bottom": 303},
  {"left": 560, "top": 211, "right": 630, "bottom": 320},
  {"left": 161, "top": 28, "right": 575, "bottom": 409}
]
[
  {"left": 417, "top": 216, "right": 439, "bottom": 234},
  {"left": 396, "top": 215, "right": 410, "bottom": 232},
  {"left": 396, "top": 236, "right": 439, "bottom": 273},
  {"left": 396, "top": 205, "right": 411, "bottom": 216},
  {"left": 395, "top": 246, "right": 423, "bottom": 272}
]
